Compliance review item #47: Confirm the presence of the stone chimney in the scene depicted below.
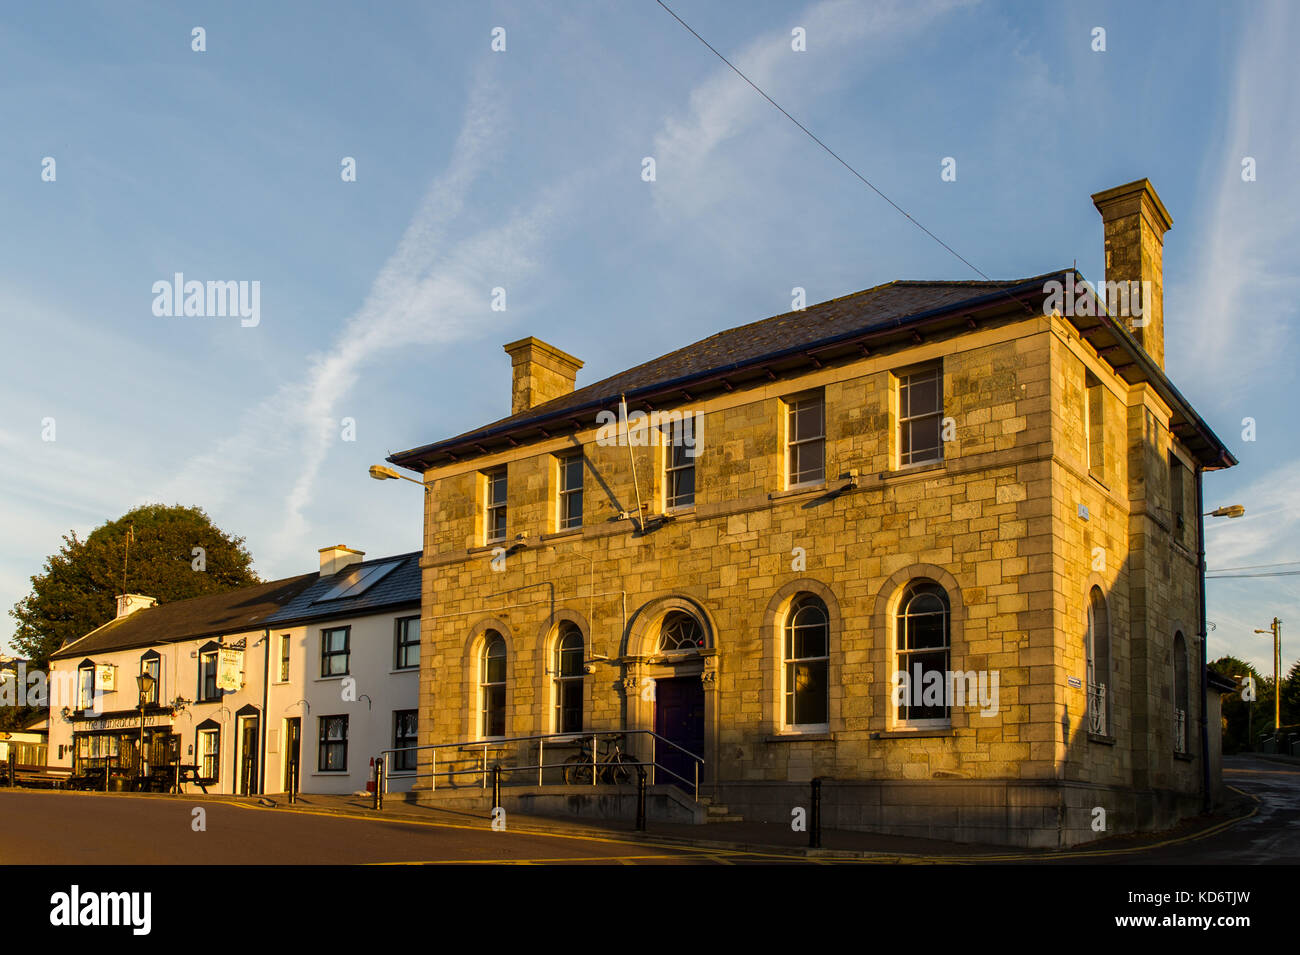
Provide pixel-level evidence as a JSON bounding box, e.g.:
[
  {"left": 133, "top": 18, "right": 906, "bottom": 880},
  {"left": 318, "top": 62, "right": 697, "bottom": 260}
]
[
  {"left": 115, "top": 594, "right": 157, "bottom": 619},
  {"left": 319, "top": 545, "right": 365, "bottom": 576},
  {"left": 503, "top": 337, "right": 583, "bottom": 415},
  {"left": 1091, "top": 178, "right": 1173, "bottom": 370}
]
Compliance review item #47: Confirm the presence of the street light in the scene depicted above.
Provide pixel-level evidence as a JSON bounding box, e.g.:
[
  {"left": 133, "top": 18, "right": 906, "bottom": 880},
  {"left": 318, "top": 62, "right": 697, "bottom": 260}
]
[
  {"left": 136, "top": 672, "right": 156, "bottom": 785},
  {"left": 1205, "top": 505, "right": 1245, "bottom": 518},
  {"left": 368, "top": 464, "right": 427, "bottom": 488}
]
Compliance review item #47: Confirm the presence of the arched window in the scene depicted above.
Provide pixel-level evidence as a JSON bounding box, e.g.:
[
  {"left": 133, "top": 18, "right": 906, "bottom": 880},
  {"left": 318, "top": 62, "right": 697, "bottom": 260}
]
[
  {"left": 895, "top": 580, "right": 951, "bottom": 722},
  {"left": 480, "top": 632, "right": 506, "bottom": 739},
  {"left": 1173, "top": 631, "right": 1188, "bottom": 754},
  {"left": 554, "top": 623, "right": 584, "bottom": 734},
  {"left": 658, "top": 611, "right": 705, "bottom": 653},
  {"left": 783, "top": 594, "right": 829, "bottom": 729},
  {"left": 1086, "top": 587, "right": 1110, "bottom": 735}
]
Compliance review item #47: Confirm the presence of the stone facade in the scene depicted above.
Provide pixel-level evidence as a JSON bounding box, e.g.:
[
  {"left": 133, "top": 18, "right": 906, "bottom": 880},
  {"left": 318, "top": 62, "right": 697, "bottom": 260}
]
[{"left": 399, "top": 181, "right": 1233, "bottom": 847}]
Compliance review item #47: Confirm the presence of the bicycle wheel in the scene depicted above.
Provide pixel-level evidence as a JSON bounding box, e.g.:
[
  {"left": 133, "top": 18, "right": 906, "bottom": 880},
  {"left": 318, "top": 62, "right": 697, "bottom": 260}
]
[
  {"left": 605, "top": 753, "right": 639, "bottom": 785},
  {"left": 563, "top": 754, "right": 594, "bottom": 785}
]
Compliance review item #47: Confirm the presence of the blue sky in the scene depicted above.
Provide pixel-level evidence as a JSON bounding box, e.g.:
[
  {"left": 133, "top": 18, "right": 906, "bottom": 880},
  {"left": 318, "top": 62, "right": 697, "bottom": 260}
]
[{"left": 2, "top": 0, "right": 1297, "bottom": 675}]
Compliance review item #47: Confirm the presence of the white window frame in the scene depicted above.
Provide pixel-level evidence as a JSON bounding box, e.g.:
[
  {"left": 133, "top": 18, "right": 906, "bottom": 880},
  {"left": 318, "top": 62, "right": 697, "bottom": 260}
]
[
  {"left": 898, "top": 366, "right": 944, "bottom": 467},
  {"left": 782, "top": 595, "right": 830, "bottom": 733},
  {"left": 557, "top": 452, "right": 583, "bottom": 531},
  {"left": 785, "top": 393, "right": 825, "bottom": 489},
  {"left": 485, "top": 468, "right": 508, "bottom": 544},
  {"left": 892, "top": 581, "right": 952, "bottom": 728}
]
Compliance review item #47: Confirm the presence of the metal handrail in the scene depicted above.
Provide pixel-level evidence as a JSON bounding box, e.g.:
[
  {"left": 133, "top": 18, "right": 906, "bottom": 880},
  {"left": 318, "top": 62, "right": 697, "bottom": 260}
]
[{"left": 375, "top": 729, "right": 703, "bottom": 805}]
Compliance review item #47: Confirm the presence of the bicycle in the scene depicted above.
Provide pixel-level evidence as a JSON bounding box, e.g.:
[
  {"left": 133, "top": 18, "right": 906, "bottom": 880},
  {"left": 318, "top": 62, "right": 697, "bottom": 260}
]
[{"left": 562, "top": 734, "right": 640, "bottom": 785}]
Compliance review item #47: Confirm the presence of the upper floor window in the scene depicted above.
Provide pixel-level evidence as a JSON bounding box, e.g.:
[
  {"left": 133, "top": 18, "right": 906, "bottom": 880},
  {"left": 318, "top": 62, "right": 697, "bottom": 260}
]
[
  {"left": 785, "top": 393, "right": 825, "bottom": 488},
  {"left": 480, "top": 632, "right": 507, "bottom": 739},
  {"left": 898, "top": 366, "right": 943, "bottom": 467},
  {"left": 278, "top": 633, "right": 291, "bottom": 682},
  {"left": 895, "top": 580, "right": 951, "bottom": 723},
  {"left": 783, "top": 594, "right": 829, "bottom": 730},
  {"left": 321, "top": 627, "right": 350, "bottom": 678},
  {"left": 1086, "top": 587, "right": 1110, "bottom": 736},
  {"left": 557, "top": 452, "right": 584, "bottom": 531},
  {"left": 395, "top": 616, "right": 420, "bottom": 670},
  {"left": 554, "top": 623, "right": 584, "bottom": 734},
  {"left": 1168, "top": 454, "right": 1186, "bottom": 541},
  {"left": 485, "top": 468, "right": 508, "bottom": 544},
  {"left": 198, "top": 645, "right": 220, "bottom": 702},
  {"left": 77, "top": 661, "right": 96, "bottom": 710},
  {"left": 664, "top": 418, "right": 696, "bottom": 509},
  {"left": 139, "top": 651, "right": 160, "bottom": 705},
  {"left": 1085, "top": 371, "right": 1105, "bottom": 482}
]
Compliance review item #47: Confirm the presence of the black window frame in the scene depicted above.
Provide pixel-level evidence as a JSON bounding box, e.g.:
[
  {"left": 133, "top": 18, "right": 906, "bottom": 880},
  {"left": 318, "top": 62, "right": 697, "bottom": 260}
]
[
  {"left": 197, "top": 644, "right": 221, "bottom": 702},
  {"left": 320, "top": 626, "right": 351, "bottom": 678},
  {"left": 318, "top": 715, "right": 348, "bottom": 772},
  {"left": 394, "top": 616, "right": 420, "bottom": 671},
  {"left": 392, "top": 710, "right": 418, "bottom": 772}
]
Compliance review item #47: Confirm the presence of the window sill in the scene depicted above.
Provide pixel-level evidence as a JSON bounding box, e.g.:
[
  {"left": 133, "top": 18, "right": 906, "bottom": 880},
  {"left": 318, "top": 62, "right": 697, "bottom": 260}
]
[
  {"left": 766, "top": 730, "right": 833, "bottom": 742},
  {"left": 1173, "top": 751, "right": 1195, "bottom": 762},
  {"left": 540, "top": 528, "right": 583, "bottom": 543},
  {"left": 769, "top": 483, "right": 828, "bottom": 503},
  {"left": 886, "top": 461, "right": 944, "bottom": 480},
  {"left": 1088, "top": 732, "right": 1116, "bottom": 746},
  {"left": 470, "top": 541, "right": 509, "bottom": 555},
  {"left": 875, "top": 727, "right": 953, "bottom": 739},
  {"left": 314, "top": 675, "right": 348, "bottom": 683},
  {"left": 311, "top": 771, "right": 350, "bottom": 777},
  {"left": 388, "top": 668, "right": 419, "bottom": 676}
]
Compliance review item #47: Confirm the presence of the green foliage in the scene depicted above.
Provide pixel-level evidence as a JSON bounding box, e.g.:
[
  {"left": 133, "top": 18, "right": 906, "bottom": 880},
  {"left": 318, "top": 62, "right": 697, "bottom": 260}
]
[{"left": 8, "top": 504, "right": 260, "bottom": 669}]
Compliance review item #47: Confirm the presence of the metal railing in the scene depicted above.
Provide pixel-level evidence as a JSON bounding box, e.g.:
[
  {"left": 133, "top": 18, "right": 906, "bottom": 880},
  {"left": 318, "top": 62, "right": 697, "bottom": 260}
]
[
  {"left": 373, "top": 729, "right": 703, "bottom": 808},
  {"left": 1173, "top": 707, "right": 1187, "bottom": 754},
  {"left": 1088, "top": 682, "right": 1107, "bottom": 735}
]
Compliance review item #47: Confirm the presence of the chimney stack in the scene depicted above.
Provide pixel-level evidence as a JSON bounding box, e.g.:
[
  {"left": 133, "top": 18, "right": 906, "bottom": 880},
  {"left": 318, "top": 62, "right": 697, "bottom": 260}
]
[
  {"left": 115, "top": 594, "right": 157, "bottom": 619},
  {"left": 319, "top": 545, "right": 365, "bottom": 576},
  {"left": 503, "top": 337, "right": 583, "bottom": 415},
  {"left": 1091, "top": 178, "right": 1173, "bottom": 369}
]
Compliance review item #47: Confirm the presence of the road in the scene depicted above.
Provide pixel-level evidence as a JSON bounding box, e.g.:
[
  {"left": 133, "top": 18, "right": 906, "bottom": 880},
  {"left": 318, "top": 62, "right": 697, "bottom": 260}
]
[{"left": 1, "top": 754, "right": 1294, "bottom": 864}]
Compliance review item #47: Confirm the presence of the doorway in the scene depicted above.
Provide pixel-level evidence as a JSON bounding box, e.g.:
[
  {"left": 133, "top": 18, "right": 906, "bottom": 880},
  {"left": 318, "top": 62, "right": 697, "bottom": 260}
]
[
  {"left": 237, "top": 715, "right": 260, "bottom": 795},
  {"left": 653, "top": 677, "right": 705, "bottom": 790},
  {"left": 284, "top": 717, "right": 301, "bottom": 794}
]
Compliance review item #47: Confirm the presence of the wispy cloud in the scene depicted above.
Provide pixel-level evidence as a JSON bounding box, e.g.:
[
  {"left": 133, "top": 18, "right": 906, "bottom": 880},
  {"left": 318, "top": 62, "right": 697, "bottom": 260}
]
[
  {"left": 1172, "top": 0, "right": 1300, "bottom": 395},
  {"left": 155, "top": 72, "right": 567, "bottom": 565}
]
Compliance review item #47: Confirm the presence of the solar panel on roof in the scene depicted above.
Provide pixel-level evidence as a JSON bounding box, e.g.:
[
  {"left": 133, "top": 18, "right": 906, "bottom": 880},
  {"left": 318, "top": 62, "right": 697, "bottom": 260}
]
[{"left": 312, "top": 560, "right": 401, "bottom": 603}]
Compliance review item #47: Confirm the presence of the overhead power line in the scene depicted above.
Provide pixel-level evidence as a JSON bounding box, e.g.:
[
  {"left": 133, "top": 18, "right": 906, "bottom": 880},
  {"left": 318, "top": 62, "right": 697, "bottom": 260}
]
[{"left": 654, "top": 0, "right": 1032, "bottom": 308}]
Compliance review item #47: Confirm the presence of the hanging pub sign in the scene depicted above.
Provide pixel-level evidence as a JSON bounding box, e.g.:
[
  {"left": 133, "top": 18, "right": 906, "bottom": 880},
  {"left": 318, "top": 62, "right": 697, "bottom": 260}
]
[
  {"left": 216, "top": 648, "right": 244, "bottom": 691},
  {"left": 95, "top": 664, "right": 116, "bottom": 692}
]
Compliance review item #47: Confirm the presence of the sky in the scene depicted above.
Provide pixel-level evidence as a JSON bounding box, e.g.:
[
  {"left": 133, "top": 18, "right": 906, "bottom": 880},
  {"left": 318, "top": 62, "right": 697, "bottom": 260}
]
[{"left": 1, "top": 0, "right": 1296, "bottom": 676}]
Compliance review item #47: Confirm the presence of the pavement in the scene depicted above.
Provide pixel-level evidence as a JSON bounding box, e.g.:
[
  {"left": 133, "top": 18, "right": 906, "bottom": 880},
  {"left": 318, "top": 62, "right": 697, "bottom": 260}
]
[{"left": 2, "top": 753, "right": 1293, "bottom": 864}]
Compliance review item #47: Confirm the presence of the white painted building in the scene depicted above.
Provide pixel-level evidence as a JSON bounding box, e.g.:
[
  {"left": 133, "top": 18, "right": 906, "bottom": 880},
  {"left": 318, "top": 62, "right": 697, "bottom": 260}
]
[{"left": 44, "top": 546, "right": 421, "bottom": 797}]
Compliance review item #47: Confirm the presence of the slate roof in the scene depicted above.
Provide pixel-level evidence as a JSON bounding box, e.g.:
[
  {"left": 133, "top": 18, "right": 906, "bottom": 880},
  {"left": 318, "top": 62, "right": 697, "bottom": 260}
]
[
  {"left": 389, "top": 272, "right": 1235, "bottom": 471},
  {"left": 51, "top": 574, "right": 319, "bottom": 660},
  {"left": 261, "top": 551, "right": 421, "bottom": 627}
]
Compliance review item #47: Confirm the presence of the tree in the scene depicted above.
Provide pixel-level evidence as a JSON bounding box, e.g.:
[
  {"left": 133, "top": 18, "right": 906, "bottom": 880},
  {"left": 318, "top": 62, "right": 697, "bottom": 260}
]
[
  {"left": 9, "top": 504, "right": 260, "bottom": 670},
  {"left": 1210, "top": 655, "right": 1267, "bottom": 753}
]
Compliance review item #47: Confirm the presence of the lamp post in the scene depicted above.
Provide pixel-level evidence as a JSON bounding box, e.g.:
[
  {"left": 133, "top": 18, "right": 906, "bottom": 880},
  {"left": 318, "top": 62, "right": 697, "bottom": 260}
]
[
  {"left": 369, "top": 464, "right": 428, "bottom": 489},
  {"left": 136, "top": 672, "right": 156, "bottom": 785},
  {"left": 1253, "top": 619, "right": 1282, "bottom": 737}
]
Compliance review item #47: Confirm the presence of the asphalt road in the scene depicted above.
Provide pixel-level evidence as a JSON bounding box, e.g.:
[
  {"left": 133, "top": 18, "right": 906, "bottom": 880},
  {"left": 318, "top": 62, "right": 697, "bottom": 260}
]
[
  {"left": 0, "top": 790, "right": 768, "bottom": 865},
  {"left": 1, "top": 753, "right": 1294, "bottom": 865}
]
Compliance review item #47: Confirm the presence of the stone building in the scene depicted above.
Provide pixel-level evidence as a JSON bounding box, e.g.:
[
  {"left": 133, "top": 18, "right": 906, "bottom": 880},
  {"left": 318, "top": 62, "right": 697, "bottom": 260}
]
[{"left": 389, "top": 179, "right": 1235, "bottom": 846}]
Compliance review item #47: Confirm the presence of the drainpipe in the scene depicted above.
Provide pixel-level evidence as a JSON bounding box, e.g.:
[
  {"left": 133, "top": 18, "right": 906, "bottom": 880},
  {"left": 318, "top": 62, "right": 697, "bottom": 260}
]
[
  {"left": 260, "top": 628, "right": 270, "bottom": 795},
  {"left": 1195, "top": 468, "right": 1211, "bottom": 812}
]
